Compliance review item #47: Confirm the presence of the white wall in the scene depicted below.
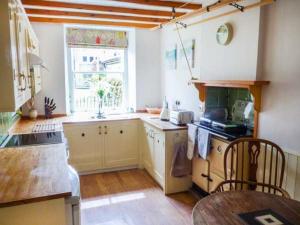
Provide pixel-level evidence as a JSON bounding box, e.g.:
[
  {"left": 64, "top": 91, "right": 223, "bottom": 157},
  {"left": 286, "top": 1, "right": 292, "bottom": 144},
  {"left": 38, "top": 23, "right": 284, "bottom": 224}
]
[
  {"left": 161, "top": 0, "right": 261, "bottom": 120},
  {"left": 161, "top": 0, "right": 300, "bottom": 154},
  {"left": 31, "top": 23, "right": 161, "bottom": 114},
  {"left": 136, "top": 29, "right": 162, "bottom": 109},
  {"left": 258, "top": 0, "right": 300, "bottom": 154},
  {"left": 32, "top": 23, "right": 67, "bottom": 115}
]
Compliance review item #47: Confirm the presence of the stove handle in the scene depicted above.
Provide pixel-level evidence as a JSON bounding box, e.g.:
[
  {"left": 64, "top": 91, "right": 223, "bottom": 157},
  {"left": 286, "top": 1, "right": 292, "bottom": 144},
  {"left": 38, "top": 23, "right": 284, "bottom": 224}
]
[{"left": 209, "top": 131, "right": 228, "bottom": 140}]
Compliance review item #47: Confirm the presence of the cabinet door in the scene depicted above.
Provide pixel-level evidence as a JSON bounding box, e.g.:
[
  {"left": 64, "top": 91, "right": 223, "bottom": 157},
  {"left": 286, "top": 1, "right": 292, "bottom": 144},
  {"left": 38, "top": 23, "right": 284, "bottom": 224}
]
[
  {"left": 15, "top": 5, "right": 30, "bottom": 102},
  {"left": 208, "top": 172, "right": 224, "bottom": 193},
  {"left": 207, "top": 138, "right": 229, "bottom": 178},
  {"left": 142, "top": 125, "right": 153, "bottom": 173},
  {"left": 9, "top": 0, "right": 23, "bottom": 108},
  {"left": 145, "top": 125, "right": 156, "bottom": 174},
  {"left": 64, "top": 124, "right": 102, "bottom": 172},
  {"left": 27, "top": 28, "right": 41, "bottom": 95},
  {"left": 192, "top": 156, "right": 209, "bottom": 192},
  {"left": 104, "top": 121, "right": 138, "bottom": 168},
  {"left": 153, "top": 132, "right": 165, "bottom": 187}
]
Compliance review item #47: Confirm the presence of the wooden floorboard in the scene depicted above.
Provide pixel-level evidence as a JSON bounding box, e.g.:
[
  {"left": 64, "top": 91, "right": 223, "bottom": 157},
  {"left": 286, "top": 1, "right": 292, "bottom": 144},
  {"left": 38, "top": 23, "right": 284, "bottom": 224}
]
[{"left": 80, "top": 169, "right": 199, "bottom": 225}]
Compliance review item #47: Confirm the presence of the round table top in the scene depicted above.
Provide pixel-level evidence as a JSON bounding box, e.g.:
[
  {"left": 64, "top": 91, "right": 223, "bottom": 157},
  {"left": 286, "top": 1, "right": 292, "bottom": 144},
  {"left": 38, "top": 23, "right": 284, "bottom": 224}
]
[{"left": 192, "top": 191, "right": 300, "bottom": 225}]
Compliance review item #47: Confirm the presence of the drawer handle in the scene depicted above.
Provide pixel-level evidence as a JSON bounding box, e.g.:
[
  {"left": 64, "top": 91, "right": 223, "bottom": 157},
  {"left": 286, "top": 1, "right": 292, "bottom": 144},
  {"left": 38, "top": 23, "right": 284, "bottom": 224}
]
[
  {"left": 104, "top": 126, "right": 108, "bottom": 134},
  {"left": 201, "top": 173, "right": 213, "bottom": 182},
  {"left": 99, "top": 126, "right": 102, "bottom": 135},
  {"left": 120, "top": 130, "right": 123, "bottom": 134},
  {"left": 81, "top": 133, "right": 85, "bottom": 137},
  {"left": 201, "top": 173, "right": 208, "bottom": 178},
  {"left": 217, "top": 145, "right": 222, "bottom": 154}
]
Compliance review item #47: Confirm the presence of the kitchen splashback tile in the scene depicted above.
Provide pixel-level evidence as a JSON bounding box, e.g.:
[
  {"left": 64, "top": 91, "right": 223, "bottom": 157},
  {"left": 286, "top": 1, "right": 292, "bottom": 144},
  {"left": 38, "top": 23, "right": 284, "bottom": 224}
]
[{"left": 205, "top": 87, "right": 253, "bottom": 125}]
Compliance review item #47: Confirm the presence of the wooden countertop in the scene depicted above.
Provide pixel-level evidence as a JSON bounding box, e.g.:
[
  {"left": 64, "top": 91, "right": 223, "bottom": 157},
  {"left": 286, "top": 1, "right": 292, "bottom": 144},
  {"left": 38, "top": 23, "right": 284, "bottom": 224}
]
[
  {"left": 141, "top": 117, "right": 187, "bottom": 131},
  {"left": 2, "top": 113, "right": 185, "bottom": 207},
  {"left": 10, "top": 113, "right": 186, "bottom": 134},
  {"left": 0, "top": 144, "right": 72, "bottom": 208}
]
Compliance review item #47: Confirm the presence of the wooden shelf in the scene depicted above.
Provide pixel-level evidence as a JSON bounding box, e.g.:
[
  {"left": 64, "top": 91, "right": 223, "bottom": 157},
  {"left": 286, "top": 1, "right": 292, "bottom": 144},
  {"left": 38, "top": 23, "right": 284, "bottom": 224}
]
[{"left": 190, "top": 79, "right": 270, "bottom": 138}]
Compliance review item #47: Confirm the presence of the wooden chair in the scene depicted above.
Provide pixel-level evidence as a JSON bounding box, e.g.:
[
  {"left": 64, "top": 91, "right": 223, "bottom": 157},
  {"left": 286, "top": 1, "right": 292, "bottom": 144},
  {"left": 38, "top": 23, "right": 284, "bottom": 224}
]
[{"left": 214, "top": 138, "right": 290, "bottom": 198}]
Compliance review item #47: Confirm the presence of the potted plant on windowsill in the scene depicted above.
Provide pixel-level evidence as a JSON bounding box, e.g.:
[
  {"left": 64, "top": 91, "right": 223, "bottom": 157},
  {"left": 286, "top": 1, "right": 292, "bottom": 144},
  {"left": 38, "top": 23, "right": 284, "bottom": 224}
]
[{"left": 97, "top": 88, "right": 106, "bottom": 118}]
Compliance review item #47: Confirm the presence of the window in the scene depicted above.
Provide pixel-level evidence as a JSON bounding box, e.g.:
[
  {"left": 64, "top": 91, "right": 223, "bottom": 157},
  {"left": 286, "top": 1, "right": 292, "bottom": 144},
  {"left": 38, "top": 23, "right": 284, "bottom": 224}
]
[{"left": 69, "top": 47, "right": 127, "bottom": 114}]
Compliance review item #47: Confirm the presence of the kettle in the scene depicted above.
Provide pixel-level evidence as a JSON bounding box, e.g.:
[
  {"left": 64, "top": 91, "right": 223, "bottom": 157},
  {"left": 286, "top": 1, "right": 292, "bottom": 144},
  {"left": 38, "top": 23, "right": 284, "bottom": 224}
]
[{"left": 160, "top": 97, "right": 170, "bottom": 121}]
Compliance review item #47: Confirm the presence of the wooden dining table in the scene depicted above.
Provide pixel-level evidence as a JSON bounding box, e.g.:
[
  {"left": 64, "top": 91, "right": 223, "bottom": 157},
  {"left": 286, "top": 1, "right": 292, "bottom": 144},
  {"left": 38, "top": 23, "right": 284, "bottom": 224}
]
[{"left": 192, "top": 191, "right": 300, "bottom": 225}]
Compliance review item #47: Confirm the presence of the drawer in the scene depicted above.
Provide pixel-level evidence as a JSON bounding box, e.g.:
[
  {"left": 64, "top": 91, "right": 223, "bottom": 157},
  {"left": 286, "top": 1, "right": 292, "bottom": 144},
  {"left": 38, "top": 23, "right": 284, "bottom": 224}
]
[
  {"left": 192, "top": 156, "right": 209, "bottom": 192},
  {"left": 208, "top": 138, "right": 229, "bottom": 178},
  {"left": 208, "top": 172, "right": 224, "bottom": 193}
]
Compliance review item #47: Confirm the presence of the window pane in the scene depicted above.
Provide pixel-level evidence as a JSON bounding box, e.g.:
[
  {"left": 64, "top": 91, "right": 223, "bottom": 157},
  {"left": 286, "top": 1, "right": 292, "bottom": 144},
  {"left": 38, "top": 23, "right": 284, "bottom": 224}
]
[{"left": 70, "top": 48, "right": 126, "bottom": 114}]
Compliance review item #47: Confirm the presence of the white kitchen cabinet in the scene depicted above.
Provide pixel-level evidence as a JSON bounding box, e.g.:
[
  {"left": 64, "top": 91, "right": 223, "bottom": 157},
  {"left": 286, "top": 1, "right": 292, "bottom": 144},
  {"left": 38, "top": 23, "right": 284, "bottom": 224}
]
[
  {"left": 153, "top": 132, "right": 165, "bottom": 187},
  {"left": 64, "top": 123, "right": 103, "bottom": 172},
  {"left": 104, "top": 120, "right": 138, "bottom": 168},
  {"left": 141, "top": 125, "right": 154, "bottom": 175},
  {"left": 63, "top": 120, "right": 139, "bottom": 173},
  {"left": 142, "top": 122, "right": 192, "bottom": 194},
  {"left": 27, "top": 27, "right": 41, "bottom": 95},
  {"left": 0, "top": 0, "right": 38, "bottom": 112}
]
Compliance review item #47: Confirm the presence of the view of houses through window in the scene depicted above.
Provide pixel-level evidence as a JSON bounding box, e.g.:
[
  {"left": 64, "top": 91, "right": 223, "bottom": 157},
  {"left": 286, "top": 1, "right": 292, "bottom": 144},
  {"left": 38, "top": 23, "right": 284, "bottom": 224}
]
[{"left": 69, "top": 47, "right": 127, "bottom": 114}]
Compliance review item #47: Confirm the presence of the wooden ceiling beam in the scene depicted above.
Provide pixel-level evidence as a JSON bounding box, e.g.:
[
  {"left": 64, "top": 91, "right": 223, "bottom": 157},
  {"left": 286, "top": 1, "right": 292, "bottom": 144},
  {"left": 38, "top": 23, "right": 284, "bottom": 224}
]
[
  {"left": 152, "top": 0, "right": 242, "bottom": 30},
  {"left": 25, "top": 8, "right": 169, "bottom": 23},
  {"left": 28, "top": 17, "right": 157, "bottom": 29},
  {"left": 22, "top": 0, "right": 185, "bottom": 17},
  {"left": 109, "top": 0, "right": 202, "bottom": 10}
]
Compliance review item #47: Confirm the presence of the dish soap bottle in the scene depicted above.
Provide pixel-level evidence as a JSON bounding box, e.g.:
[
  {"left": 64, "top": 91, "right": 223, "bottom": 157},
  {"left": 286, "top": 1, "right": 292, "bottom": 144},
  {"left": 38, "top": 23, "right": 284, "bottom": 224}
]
[{"left": 160, "top": 97, "right": 169, "bottom": 121}]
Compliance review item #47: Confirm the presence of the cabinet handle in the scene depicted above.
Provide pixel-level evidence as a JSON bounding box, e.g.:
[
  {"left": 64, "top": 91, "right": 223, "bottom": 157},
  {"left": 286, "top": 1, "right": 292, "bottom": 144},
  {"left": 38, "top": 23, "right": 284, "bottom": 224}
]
[
  {"left": 120, "top": 130, "right": 123, "bottom": 134},
  {"left": 217, "top": 145, "right": 222, "bottom": 154},
  {"left": 201, "top": 173, "right": 213, "bottom": 182},
  {"left": 99, "top": 126, "right": 102, "bottom": 135},
  {"left": 19, "top": 73, "right": 26, "bottom": 91},
  {"left": 28, "top": 74, "right": 32, "bottom": 89},
  {"left": 104, "top": 126, "right": 107, "bottom": 134},
  {"left": 201, "top": 173, "right": 209, "bottom": 178},
  {"left": 81, "top": 133, "right": 85, "bottom": 137}
]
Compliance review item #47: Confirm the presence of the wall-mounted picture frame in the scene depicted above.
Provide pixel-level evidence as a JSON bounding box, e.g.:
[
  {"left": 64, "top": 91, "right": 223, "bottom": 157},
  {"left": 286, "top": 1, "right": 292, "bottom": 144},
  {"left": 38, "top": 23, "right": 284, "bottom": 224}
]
[
  {"left": 179, "top": 39, "right": 195, "bottom": 68},
  {"left": 165, "top": 44, "right": 177, "bottom": 70}
]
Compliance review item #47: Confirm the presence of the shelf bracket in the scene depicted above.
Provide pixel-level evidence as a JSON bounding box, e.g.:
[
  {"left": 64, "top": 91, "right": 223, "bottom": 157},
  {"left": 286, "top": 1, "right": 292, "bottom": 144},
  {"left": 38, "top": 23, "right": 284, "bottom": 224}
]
[{"left": 229, "top": 2, "right": 245, "bottom": 12}]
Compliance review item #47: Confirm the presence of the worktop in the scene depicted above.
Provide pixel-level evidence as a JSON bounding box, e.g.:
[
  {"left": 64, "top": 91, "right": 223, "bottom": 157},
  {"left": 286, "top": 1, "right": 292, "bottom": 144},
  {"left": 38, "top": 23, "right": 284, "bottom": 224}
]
[
  {"left": 141, "top": 117, "right": 187, "bottom": 131},
  {"left": 1, "top": 112, "right": 186, "bottom": 207},
  {"left": 9, "top": 113, "right": 187, "bottom": 134},
  {"left": 0, "top": 144, "right": 72, "bottom": 207}
]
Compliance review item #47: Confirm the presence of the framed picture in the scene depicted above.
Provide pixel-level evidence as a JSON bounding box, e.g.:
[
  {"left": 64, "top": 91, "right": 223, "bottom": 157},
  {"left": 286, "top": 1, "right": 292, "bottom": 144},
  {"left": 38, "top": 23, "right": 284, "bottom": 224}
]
[
  {"left": 165, "top": 44, "right": 177, "bottom": 70},
  {"left": 179, "top": 39, "right": 195, "bottom": 68}
]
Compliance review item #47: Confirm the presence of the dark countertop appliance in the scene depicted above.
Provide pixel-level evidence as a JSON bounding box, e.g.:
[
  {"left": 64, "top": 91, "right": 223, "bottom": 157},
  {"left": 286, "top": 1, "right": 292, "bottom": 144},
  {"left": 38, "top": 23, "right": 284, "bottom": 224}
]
[
  {"left": 197, "top": 117, "right": 251, "bottom": 141},
  {"left": 1, "top": 131, "right": 64, "bottom": 148}
]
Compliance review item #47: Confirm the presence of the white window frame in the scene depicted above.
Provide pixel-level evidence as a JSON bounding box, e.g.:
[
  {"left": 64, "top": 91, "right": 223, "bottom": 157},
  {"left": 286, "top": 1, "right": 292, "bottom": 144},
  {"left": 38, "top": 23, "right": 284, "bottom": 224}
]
[{"left": 67, "top": 47, "right": 129, "bottom": 114}]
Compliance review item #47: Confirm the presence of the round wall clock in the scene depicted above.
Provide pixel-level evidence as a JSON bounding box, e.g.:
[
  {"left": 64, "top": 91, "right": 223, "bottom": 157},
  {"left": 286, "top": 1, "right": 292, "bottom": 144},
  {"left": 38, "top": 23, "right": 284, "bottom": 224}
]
[{"left": 216, "top": 23, "right": 233, "bottom": 46}]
